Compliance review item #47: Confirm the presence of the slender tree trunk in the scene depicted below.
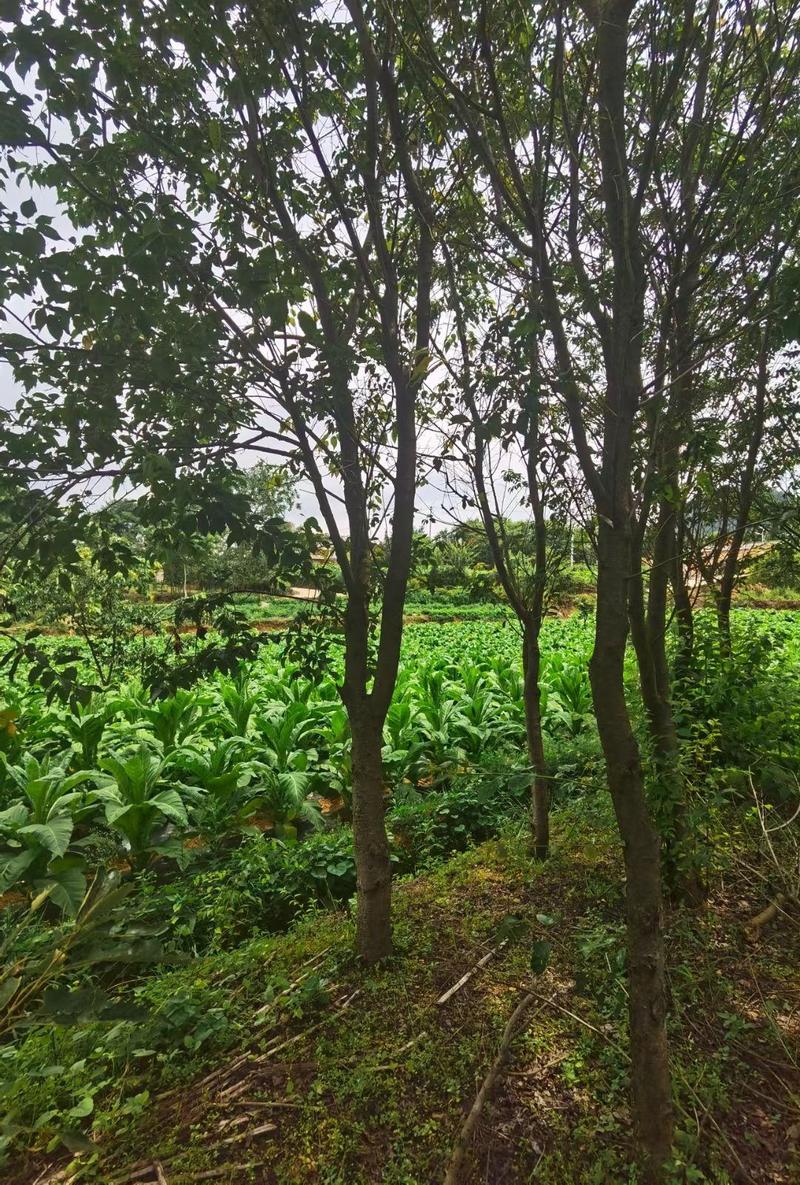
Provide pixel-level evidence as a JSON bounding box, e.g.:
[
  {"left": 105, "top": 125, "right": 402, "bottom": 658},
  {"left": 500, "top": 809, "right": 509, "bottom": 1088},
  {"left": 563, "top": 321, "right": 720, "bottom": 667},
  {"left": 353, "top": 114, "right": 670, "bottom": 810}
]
[
  {"left": 349, "top": 704, "right": 392, "bottom": 964},
  {"left": 629, "top": 577, "right": 703, "bottom": 904},
  {"left": 671, "top": 508, "right": 695, "bottom": 684},
  {"left": 629, "top": 528, "right": 703, "bottom": 904},
  {"left": 522, "top": 619, "right": 549, "bottom": 860},
  {"left": 591, "top": 521, "right": 673, "bottom": 1178},
  {"left": 629, "top": 568, "right": 681, "bottom": 767},
  {"left": 716, "top": 588, "right": 733, "bottom": 658}
]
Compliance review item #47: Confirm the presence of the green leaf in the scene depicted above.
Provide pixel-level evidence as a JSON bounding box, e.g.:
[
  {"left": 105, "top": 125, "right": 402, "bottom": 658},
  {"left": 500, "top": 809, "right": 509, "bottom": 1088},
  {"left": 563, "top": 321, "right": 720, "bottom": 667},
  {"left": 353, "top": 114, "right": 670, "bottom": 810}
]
[
  {"left": 0, "top": 803, "right": 28, "bottom": 829},
  {"left": 410, "top": 349, "right": 431, "bottom": 382},
  {"left": 152, "top": 789, "right": 188, "bottom": 825},
  {"left": 60, "top": 1129, "right": 94, "bottom": 1154},
  {"left": 530, "top": 940, "right": 551, "bottom": 976},
  {"left": 0, "top": 848, "right": 36, "bottom": 890},
  {"left": 495, "top": 913, "right": 526, "bottom": 942},
  {"left": 297, "top": 308, "right": 318, "bottom": 338},
  {"left": 66, "top": 1096, "right": 94, "bottom": 1119},
  {"left": 20, "top": 816, "right": 74, "bottom": 857},
  {"left": 0, "top": 332, "right": 33, "bottom": 352},
  {"left": 41, "top": 985, "right": 105, "bottom": 1021},
  {"left": 0, "top": 977, "right": 21, "bottom": 1010},
  {"left": 45, "top": 864, "right": 87, "bottom": 916}
]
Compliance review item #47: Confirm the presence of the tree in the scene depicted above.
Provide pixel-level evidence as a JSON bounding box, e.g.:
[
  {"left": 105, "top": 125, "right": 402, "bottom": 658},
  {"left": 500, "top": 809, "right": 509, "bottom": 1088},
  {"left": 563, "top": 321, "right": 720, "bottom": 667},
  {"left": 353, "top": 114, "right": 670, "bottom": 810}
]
[
  {"left": 1, "top": 0, "right": 438, "bottom": 962},
  {"left": 239, "top": 461, "right": 297, "bottom": 524},
  {"left": 392, "top": 0, "right": 800, "bottom": 1174},
  {"left": 675, "top": 280, "right": 800, "bottom": 657},
  {"left": 433, "top": 250, "right": 574, "bottom": 859}
]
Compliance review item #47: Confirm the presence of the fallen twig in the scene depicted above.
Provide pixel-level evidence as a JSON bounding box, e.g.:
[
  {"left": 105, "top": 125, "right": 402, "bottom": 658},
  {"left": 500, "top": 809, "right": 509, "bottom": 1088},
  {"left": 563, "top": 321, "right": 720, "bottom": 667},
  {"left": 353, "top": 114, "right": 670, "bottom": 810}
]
[
  {"left": 237, "top": 1098, "right": 303, "bottom": 1109},
  {"left": 525, "top": 987, "right": 629, "bottom": 1059},
  {"left": 442, "top": 991, "right": 538, "bottom": 1185},
  {"left": 369, "top": 1032, "right": 428, "bottom": 1071},
  {"left": 107, "top": 1165, "right": 163, "bottom": 1185},
  {"left": 218, "top": 1121, "right": 277, "bottom": 1145},
  {"left": 217, "top": 1076, "right": 255, "bottom": 1103},
  {"left": 253, "top": 960, "right": 337, "bottom": 1017},
  {"left": 745, "top": 893, "right": 788, "bottom": 937},
  {"left": 436, "top": 942, "right": 507, "bottom": 1006}
]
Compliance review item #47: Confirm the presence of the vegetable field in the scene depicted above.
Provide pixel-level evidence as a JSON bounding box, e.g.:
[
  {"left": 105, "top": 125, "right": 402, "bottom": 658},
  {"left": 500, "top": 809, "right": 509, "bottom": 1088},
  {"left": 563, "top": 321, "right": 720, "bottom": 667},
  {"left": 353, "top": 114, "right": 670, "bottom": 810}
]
[{"left": 0, "top": 619, "right": 596, "bottom": 919}]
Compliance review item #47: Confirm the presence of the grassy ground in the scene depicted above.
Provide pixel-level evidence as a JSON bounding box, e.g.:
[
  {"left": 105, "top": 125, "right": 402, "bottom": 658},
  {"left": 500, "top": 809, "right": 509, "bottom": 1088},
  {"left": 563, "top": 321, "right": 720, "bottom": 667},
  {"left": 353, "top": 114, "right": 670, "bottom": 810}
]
[{"left": 9, "top": 800, "right": 799, "bottom": 1185}]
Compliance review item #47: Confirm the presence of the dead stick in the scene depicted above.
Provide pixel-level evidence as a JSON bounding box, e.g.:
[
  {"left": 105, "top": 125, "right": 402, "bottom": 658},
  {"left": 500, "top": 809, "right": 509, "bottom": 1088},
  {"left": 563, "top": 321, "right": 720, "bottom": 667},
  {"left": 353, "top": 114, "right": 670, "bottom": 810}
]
[
  {"left": 525, "top": 988, "right": 628, "bottom": 1059},
  {"left": 369, "top": 1032, "right": 428, "bottom": 1071},
  {"left": 107, "top": 1165, "right": 165, "bottom": 1185},
  {"left": 169, "top": 1167, "right": 263, "bottom": 1183},
  {"left": 436, "top": 943, "right": 507, "bottom": 1006},
  {"left": 745, "top": 893, "right": 787, "bottom": 936},
  {"left": 442, "top": 992, "right": 537, "bottom": 1185}
]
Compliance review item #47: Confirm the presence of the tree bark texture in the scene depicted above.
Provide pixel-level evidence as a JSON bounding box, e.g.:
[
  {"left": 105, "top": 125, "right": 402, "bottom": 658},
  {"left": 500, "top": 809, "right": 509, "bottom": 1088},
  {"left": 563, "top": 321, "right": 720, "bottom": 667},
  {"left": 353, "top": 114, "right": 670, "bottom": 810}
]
[{"left": 591, "top": 521, "right": 674, "bottom": 1178}]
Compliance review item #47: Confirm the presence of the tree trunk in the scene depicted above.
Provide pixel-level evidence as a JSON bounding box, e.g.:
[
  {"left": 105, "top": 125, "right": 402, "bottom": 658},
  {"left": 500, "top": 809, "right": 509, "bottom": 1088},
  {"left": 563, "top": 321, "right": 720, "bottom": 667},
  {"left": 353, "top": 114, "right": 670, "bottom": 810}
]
[
  {"left": 350, "top": 705, "right": 392, "bottom": 964},
  {"left": 671, "top": 508, "right": 695, "bottom": 684},
  {"left": 590, "top": 520, "right": 673, "bottom": 1179},
  {"left": 628, "top": 535, "right": 703, "bottom": 904},
  {"left": 716, "top": 587, "right": 733, "bottom": 659},
  {"left": 522, "top": 620, "right": 549, "bottom": 860}
]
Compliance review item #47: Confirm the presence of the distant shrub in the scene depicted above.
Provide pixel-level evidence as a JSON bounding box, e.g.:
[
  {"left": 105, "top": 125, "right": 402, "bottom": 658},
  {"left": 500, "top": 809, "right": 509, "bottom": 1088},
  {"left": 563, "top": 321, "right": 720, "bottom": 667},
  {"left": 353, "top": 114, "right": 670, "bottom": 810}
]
[{"left": 405, "top": 587, "right": 474, "bottom": 607}]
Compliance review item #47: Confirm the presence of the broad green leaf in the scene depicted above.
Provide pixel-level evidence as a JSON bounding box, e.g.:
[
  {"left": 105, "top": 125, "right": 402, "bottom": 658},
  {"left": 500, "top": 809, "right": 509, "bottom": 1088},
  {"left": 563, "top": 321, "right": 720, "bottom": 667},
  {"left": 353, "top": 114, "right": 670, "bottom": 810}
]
[
  {"left": 19, "top": 817, "right": 74, "bottom": 857},
  {"left": 530, "top": 940, "right": 551, "bottom": 976}
]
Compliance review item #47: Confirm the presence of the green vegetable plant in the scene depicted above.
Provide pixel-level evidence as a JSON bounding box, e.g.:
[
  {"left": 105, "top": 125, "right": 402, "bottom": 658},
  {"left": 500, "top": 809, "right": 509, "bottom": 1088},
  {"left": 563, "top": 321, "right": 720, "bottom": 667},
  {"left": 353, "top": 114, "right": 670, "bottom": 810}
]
[
  {"left": 252, "top": 700, "right": 319, "bottom": 774},
  {"left": 94, "top": 745, "right": 190, "bottom": 867},
  {"left": 310, "top": 706, "right": 353, "bottom": 817},
  {"left": 215, "top": 668, "right": 257, "bottom": 738},
  {"left": 0, "top": 755, "right": 97, "bottom": 913},
  {"left": 177, "top": 737, "right": 263, "bottom": 838},
  {"left": 247, "top": 763, "right": 322, "bottom": 840},
  {"left": 136, "top": 689, "right": 207, "bottom": 753},
  {"left": 61, "top": 702, "right": 114, "bottom": 769},
  {"left": 0, "top": 754, "right": 96, "bottom": 827}
]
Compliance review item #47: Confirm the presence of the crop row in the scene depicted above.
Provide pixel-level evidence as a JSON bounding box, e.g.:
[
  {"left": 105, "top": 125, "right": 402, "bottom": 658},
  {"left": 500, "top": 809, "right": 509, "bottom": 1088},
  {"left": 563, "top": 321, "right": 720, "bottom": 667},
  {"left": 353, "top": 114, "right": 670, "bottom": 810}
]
[{"left": 0, "top": 621, "right": 595, "bottom": 914}]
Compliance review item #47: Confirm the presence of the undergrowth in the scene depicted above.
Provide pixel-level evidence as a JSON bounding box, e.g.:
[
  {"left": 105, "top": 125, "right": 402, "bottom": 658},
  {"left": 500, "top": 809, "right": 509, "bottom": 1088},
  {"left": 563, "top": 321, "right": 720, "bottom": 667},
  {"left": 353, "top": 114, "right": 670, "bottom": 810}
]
[{"left": 3, "top": 797, "right": 799, "bottom": 1185}]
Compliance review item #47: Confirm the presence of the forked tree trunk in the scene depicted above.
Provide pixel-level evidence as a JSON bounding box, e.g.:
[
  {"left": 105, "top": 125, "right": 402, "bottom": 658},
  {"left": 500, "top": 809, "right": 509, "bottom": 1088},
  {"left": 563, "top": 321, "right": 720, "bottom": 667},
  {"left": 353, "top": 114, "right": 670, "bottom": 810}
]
[
  {"left": 349, "top": 705, "right": 392, "bottom": 964},
  {"left": 628, "top": 539, "right": 703, "bottom": 905},
  {"left": 591, "top": 521, "right": 673, "bottom": 1178},
  {"left": 522, "top": 620, "right": 549, "bottom": 860}
]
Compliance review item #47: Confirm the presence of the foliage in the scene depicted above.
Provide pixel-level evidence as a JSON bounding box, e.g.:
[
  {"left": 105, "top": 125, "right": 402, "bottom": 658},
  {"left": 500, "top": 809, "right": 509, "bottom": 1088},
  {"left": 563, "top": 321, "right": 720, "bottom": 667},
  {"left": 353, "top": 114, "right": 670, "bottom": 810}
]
[
  {"left": 0, "top": 754, "right": 95, "bottom": 913},
  {"left": 93, "top": 746, "right": 191, "bottom": 868}
]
